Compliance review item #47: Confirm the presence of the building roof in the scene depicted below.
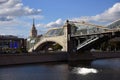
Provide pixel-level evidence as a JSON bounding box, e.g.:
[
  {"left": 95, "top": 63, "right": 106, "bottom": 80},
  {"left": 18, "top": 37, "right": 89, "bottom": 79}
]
[{"left": 0, "top": 35, "right": 24, "bottom": 40}]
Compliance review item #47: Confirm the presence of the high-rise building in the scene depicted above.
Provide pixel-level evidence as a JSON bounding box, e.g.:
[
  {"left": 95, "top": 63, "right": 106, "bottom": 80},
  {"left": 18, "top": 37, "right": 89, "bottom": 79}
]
[
  {"left": 27, "top": 19, "right": 42, "bottom": 51},
  {"left": 30, "top": 19, "right": 37, "bottom": 38}
]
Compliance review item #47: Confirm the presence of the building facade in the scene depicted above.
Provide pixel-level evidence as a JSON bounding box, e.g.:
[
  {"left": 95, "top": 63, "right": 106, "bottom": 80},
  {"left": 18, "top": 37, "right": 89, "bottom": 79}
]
[{"left": 0, "top": 35, "right": 26, "bottom": 53}]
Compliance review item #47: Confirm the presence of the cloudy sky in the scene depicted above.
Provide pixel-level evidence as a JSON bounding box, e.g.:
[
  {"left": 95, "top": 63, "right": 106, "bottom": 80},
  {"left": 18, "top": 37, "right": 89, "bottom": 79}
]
[{"left": 0, "top": 0, "right": 120, "bottom": 38}]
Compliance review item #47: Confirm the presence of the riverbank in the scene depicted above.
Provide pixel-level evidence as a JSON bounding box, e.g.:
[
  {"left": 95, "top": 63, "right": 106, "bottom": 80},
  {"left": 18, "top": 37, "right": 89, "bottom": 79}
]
[
  {"left": 0, "top": 52, "right": 68, "bottom": 66},
  {"left": 69, "top": 51, "right": 120, "bottom": 61},
  {"left": 0, "top": 51, "right": 120, "bottom": 66}
]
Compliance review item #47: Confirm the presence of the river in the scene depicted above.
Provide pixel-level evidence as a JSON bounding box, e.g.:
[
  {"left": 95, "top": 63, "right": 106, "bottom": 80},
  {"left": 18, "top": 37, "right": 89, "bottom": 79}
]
[{"left": 0, "top": 58, "right": 120, "bottom": 80}]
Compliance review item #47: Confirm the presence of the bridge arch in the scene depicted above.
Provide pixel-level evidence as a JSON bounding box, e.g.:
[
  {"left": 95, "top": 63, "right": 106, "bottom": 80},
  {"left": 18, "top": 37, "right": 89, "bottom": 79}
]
[
  {"left": 35, "top": 41, "right": 63, "bottom": 51},
  {"left": 28, "top": 35, "right": 67, "bottom": 52}
]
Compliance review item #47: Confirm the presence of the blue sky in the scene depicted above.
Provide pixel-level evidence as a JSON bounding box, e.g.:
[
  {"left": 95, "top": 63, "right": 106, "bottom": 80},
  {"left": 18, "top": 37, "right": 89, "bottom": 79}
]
[
  {"left": 22, "top": 0, "right": 119, "bottom": 23},
  {"left": 0, "top": 0, "right": 120, "bottom": 37}
]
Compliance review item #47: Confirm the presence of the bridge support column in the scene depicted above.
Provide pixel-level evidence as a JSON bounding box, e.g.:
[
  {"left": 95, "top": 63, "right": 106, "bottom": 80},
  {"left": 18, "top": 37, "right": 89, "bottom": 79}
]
[{"left": 64, "top": 20, "right": 77, "bottom": 54}]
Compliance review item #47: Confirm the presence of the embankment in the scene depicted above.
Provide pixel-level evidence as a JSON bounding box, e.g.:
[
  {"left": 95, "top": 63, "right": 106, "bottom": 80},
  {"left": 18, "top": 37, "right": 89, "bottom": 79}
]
[{"left": 0, "top": 52, "right": 68, "bottom": 66}]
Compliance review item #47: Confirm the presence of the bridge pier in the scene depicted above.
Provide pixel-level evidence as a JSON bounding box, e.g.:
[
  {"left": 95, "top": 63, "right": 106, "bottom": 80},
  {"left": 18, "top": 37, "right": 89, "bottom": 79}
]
[{"left": 65, "top": 20, "right": 77, "bottom": 54}]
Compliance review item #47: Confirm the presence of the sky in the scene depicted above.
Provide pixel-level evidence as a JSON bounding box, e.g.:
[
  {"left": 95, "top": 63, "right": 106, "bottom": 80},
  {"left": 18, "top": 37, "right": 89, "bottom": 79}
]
[{"left": 0, "top": 0, "right": 120, "bottom": 38}]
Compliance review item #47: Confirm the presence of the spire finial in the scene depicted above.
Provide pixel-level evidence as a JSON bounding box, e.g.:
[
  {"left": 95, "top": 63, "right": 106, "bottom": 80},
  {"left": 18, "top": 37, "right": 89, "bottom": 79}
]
[
  {"left": 30, "top": 18, "right": 37, "bottom": 37},
  {"left": 33, "top": 18, "right": 35, "bottom": 26}
]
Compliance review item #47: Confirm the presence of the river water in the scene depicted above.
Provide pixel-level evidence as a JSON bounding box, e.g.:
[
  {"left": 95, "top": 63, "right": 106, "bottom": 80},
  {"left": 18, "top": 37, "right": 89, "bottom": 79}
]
[{"left": 0, "top": 58, "right": 120, "bottom": 80}]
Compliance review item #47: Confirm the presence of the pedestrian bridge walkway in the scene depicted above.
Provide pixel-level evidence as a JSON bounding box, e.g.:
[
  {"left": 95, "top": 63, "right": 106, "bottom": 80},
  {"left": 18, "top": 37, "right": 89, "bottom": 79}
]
[{"left": 28, "top": 19, "right": 120, "bottom": 52}]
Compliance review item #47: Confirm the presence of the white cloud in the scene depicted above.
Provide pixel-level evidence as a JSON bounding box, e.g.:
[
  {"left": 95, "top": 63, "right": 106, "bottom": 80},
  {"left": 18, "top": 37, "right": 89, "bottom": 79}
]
[
  {"left": 0, "top": 0, "right": 41, "bottom": 21},
  {"left": 73, "top": 2, "right": 120, "bottom": 23},
  {"left": 0, "top": 0, "right": 8, "bottom": 3},
  {"left": 0, "top": 16, "right": 13, "bottom": 21},
  {"left": 27, "top": 15, "right": 44, "bottom": 20},
  {"left": 0, "top": 1, "right": 120, "bottom": 37},
  {"left": 41, "top": 2, "right": 120, "bottom": 34},
  {"left": 35, "top": 19, "right": 65, "bottom": 34},
  {"left": 46, "top": 19, "right": 64, "bottom": 28},
  {"left": 36, "top": 23, "right": 47, "bottom": 33},
  {"left": 0, "top": 19, "right": 30, "bottom": 36},
  {"left": 0, "top": 0, "right": 42, "bottom": 37}
]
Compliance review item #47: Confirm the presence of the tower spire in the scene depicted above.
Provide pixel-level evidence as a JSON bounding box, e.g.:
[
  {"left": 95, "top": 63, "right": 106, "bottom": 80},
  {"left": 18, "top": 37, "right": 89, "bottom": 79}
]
[
  {"left": 30, "top": 18, "right": 37, "bottom": 37},
  {"left": 33, "top": 18, "right": 35, "bottom": 26}
]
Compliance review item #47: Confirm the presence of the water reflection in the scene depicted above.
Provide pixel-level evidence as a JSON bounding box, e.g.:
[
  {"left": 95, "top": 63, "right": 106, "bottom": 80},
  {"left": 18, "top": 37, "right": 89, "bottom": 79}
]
[
  {"left": 0, "top": 58, "right": 120, "bottom": 80},
  {"left": 68, "top": 58, "right": 120, "bottom": 80},
  {"left": 92, "top": 58, "right": 120, "bottom": 69},
  {"left": 69, "top": 61, "right": 98, "bottom": 75},
  {"left": 0, "top": 63, "right": 69, "bottom": 80},
  {"left": 71, "top": 67, "right": 98, "bottom": 75}
]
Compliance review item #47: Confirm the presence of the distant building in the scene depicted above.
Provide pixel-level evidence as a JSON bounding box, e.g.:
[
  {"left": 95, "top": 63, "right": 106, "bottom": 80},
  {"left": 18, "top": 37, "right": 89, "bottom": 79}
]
[
  {"left": 0, "top": 35, "right": 26, "bottom": 53},
  {"left": 27, "top": 19, "right": 42, "bottom": 51},
  {"left": 30, "top": 18, "right": 37, "bottom": 38}
]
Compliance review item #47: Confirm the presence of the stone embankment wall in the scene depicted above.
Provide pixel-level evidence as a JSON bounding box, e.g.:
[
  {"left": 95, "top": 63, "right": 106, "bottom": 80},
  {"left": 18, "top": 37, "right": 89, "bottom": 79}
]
[{"left": 0, "top": 52, "right": 68, "bottom": 66}]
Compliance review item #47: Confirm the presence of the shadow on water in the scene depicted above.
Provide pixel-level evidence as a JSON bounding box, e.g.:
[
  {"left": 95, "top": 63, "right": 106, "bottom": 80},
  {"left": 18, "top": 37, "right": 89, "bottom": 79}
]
[
  {"left": 0, "top": 61, "right": 68, "bottom": 68},
  {"left": 69, "top": 58, "right": 120, "bottom": 69},
  {"left": 68, "top": 60, "right": 92, "bottom": 67},
  {"left": 0, "top": 58, "right": 120, "bottom": 80},
  {"left": 68, "top": 58, "right": 120, "bottom": 80},
  {"left": 91, "top": 58, "right": 120, "bottom": 69}
]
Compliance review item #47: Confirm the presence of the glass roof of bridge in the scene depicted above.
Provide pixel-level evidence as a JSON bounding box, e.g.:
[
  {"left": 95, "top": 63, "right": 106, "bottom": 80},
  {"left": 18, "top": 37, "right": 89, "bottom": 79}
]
[
  {"left": 44, "top": 21, "right": 115, "bottom": 37},
  {"left": 44, "top": 28, "right": 64, "bottom": 37},
  {"left": 70, "top": 22, "right": 107, "bottom": 35},
  {"left": 107, "top": 19, "right": 120, "bottom": 29}
]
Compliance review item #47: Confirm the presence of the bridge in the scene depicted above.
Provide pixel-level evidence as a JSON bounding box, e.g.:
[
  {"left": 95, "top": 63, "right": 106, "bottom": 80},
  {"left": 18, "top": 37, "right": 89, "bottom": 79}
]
[
  {"left": 0, "top": 20, "right": 120, "bottom": 66},
  {"left": 28, "top": 25, "right": 68, "bottom": 52},
  {"left": 28, "top": 19, "right": 120, "bottom": 53}
]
